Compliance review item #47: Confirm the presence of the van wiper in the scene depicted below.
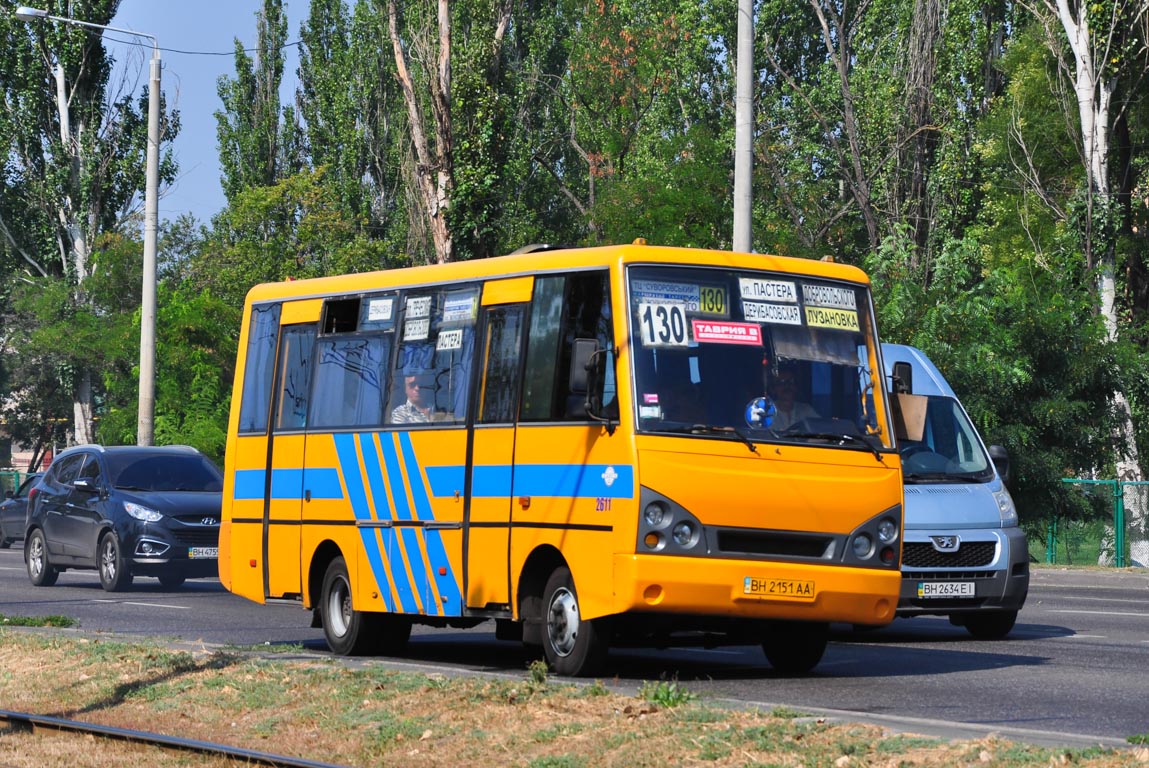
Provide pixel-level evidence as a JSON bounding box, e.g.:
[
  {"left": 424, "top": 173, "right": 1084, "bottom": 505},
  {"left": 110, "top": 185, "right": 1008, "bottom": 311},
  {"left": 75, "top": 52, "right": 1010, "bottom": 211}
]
[
  {"left": 783, "top": 431, "right": 883, "bottom": 462},
  {"left": 905, "top": 472, "right": 983, "bottom": 484}
]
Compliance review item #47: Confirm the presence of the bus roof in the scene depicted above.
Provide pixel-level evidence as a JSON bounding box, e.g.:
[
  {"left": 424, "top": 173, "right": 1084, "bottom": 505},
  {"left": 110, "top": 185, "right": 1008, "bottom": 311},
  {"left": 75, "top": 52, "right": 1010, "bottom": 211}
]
[{"left": 242, "top": 241, "right": 871, "bottom": 305}]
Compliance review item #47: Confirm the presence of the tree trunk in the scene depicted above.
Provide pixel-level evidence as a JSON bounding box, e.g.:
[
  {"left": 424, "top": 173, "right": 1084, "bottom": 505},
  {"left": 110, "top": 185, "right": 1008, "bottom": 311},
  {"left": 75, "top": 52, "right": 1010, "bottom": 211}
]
[
  {"left": 1044, "top": 0, "right": 1146, "bottom": 564},
  {"left": 54, "top": 62, "right": 96, "bottom": 445},
  {"left": 388, "top": 0, "right": 453, "bottom": 264}
]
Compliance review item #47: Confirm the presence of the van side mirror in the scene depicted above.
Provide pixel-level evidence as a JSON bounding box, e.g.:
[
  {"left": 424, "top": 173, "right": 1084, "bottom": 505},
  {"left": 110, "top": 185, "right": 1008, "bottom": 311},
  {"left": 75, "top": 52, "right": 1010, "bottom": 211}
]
[
  {"left": 989, "top": 445, "right": 1010, "bottom": 485},
  {"left": 892, "top": 361, "right": 913, "bottom": 394}
]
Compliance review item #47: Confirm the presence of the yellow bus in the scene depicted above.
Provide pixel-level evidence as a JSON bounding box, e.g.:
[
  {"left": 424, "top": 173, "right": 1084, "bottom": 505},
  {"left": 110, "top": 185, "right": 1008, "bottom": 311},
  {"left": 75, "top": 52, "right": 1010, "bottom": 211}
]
[{"left": 219, "top": 240, "right": 903, "bottom": 675}]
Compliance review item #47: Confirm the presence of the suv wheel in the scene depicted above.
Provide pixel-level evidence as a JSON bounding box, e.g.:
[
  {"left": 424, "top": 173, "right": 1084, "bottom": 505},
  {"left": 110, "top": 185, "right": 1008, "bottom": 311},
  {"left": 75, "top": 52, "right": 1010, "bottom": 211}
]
[
  {"left": 98, "top": 533, "right": 133, "bottom": 592},
  {"left": 26, "top": 530, "right": 59, "bottom": 587}
]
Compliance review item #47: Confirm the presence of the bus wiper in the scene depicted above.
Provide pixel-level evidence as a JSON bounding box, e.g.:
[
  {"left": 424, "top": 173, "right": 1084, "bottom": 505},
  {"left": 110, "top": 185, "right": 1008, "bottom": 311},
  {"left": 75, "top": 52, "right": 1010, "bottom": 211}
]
[
  {"left": 658, "top": 423, "right": 759, "bottom": 454},
  {"left": 783, "top": 431, "right": 883, "bottom": 462}
]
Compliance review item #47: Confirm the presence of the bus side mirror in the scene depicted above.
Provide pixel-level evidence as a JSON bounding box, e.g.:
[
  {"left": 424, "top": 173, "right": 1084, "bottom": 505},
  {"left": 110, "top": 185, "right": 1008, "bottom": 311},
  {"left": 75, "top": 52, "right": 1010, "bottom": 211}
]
[
  {"left": 569, "top": 338, "right": 616, "bottom": 434},
  {"left": 570, "top": 338, "right": 597, "bottom": 395},
  {"left": 989, "top": 445, "right": 1010, "bottom": 485}
]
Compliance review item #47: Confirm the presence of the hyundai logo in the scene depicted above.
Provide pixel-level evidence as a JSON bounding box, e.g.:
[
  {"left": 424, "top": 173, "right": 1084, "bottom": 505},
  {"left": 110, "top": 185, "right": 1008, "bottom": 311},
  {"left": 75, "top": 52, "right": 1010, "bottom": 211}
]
[
  {"left": 930, "top": 535, "right": 960, "bottom": 552},
  {"left": 201, "top": 517, "right": 219, "bottom": 526}
]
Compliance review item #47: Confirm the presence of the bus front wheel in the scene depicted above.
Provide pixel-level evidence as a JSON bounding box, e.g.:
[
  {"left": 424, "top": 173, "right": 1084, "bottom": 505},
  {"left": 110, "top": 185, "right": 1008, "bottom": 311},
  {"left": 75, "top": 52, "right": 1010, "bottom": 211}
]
[
  {"left": 542, "top": 566, "right": 608, "bottom": 677},
  {"left": 320, "top": 556, "right": 377, "bottom": 656},
  {"left": 761, "top": 621, "right": 829, "bottom": 675}
]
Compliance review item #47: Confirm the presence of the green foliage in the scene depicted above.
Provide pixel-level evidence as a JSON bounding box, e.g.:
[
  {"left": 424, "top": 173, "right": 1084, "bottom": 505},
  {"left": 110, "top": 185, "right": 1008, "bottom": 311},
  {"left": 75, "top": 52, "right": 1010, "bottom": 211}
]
[
  {"left": 638, "top": 678, "right": 695, "bottom": 708},
  {"left": 868, "top": 228, "right": 1118, "bottom": 523}
]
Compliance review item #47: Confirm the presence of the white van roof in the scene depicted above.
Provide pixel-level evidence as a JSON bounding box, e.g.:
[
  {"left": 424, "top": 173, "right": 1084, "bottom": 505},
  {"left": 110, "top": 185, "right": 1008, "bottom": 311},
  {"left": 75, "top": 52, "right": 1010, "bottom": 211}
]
[{"left": 880, "top": 343, "right": 958, "bottom": 399}]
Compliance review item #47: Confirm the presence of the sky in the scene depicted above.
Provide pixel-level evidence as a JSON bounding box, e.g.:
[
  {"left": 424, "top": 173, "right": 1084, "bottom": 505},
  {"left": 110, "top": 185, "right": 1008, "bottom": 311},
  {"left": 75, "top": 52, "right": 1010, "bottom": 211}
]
[{"left": 108, "top": 1, "right": 300, "bottom": 224}]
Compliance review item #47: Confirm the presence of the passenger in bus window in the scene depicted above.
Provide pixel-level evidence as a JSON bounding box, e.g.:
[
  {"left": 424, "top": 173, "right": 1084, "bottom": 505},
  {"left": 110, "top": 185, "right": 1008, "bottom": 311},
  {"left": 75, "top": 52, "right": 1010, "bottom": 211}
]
[{"left": 391, "top": 374, "right": 434, "bottom": 423}]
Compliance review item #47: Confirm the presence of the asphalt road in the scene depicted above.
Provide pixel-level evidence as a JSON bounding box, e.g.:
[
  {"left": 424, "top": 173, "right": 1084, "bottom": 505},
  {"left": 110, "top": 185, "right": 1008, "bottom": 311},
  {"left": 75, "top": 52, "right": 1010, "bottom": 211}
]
[{"left": 1, "top": 548, "right": 1146, "bottom": 749}]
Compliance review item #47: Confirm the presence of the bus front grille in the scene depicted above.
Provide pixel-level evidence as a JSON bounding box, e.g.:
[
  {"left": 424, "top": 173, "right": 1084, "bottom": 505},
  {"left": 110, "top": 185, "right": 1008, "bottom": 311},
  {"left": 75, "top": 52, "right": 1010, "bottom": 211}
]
[{"left": 716, "top": 530, "right": 833, "bottom": 559}]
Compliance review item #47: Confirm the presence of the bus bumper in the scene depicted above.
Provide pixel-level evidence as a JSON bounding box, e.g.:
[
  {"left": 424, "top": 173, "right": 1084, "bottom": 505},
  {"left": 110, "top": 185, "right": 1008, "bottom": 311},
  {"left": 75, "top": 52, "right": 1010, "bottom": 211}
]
[{"left": 611, "top": 554, "right": 899, "bottom": 626}]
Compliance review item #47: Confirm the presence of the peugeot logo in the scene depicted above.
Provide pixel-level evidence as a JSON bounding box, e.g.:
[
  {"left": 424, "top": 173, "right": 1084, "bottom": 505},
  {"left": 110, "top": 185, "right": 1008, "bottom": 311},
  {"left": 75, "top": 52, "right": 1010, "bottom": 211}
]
[
  {"left": 930, "top": 535, "right": 960, "bottom": 552},
  {"left": 201, "top": 517, "right": 219, "bottom": 526}
]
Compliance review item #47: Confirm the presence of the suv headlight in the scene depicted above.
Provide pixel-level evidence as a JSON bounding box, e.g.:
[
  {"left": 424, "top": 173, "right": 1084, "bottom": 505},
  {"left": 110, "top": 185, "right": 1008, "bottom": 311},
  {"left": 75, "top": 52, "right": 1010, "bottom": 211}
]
[
  {"left": 993, "top": 488, "right": 1017, "bottom": 526},
  {"left": 124, "top": 502, "right": 163, "bottom": 522}
]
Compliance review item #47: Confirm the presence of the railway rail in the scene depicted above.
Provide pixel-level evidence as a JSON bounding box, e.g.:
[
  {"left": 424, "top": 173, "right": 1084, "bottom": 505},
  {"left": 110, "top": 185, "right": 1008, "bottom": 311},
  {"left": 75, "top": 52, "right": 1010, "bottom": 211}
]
[{"left": 0, "top": 709, "right": 348, "bottom": 768}]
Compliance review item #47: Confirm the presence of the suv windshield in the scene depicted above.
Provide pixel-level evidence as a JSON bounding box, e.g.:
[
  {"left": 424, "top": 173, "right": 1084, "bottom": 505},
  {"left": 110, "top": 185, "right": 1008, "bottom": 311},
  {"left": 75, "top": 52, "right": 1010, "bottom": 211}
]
[
  {"left": 628, "top": 265, "right": 893, "bottom": 451},
  {"left": 106, "top": 453, "right": 224, "bottom": 493},
  {"left": 900, "top": 396, "right": 993, "bottom": 483}
]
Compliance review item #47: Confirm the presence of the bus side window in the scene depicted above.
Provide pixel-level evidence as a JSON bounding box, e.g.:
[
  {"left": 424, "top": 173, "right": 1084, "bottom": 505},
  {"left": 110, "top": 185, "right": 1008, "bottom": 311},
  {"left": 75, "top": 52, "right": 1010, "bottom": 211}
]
[
  {"left": 389, "top": 287, "right": 478, "bottom": 425},
  {"left": 521, "top": 271, "right": 613, "bottom": 422},
  {"left": 237, "top": 303, "right": 282, "bottom": 434},
  {"left": 274, "top": 326, "right": 316, "bottom": 431}
]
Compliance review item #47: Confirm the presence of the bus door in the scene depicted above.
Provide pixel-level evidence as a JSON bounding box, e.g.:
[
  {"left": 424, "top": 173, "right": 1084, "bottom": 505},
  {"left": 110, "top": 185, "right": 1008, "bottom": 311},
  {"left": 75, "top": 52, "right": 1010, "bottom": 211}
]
[
  {"left": 465, "top": 277, "right": 532, "bottom": 611},
  {"left": 263, "top": 321, "right": 317, "bottom": 598}
]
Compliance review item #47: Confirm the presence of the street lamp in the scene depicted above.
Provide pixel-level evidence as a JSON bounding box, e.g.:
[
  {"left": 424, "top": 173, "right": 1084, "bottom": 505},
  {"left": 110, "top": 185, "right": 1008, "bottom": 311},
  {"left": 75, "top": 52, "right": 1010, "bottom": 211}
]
[{"left": 15, "top": 6, "right": 160, "bottom": 447}]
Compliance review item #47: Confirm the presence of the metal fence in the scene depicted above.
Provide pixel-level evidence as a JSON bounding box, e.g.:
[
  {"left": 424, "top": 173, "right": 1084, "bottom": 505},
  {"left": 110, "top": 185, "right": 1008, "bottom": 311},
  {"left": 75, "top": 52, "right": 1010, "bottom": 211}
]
[
  {"left": 1024, "top": 479, "right": 1149, "bottom": 568},
  {"left": 0, "top": 471, "right": 30, "bottom": 497}
]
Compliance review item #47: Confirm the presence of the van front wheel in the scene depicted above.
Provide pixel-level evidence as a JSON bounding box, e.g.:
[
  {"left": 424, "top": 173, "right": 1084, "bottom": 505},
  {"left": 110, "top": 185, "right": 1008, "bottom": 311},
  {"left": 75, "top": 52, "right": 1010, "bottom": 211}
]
[
  {"left": 962, "top": 610, "right": 1017, "bottom": 640},
  {"left": 542, "top": 566, "right": 608, "bottom": 677}
]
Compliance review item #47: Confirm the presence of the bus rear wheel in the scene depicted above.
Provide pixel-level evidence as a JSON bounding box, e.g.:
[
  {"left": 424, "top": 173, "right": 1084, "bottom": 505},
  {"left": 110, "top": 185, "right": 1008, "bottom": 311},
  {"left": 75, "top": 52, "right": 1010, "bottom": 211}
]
[
  {"left": 320, "top": 556, "right": 378, "bottom": 656},
  {"left": 761, "top": 621, "right": 829, "bottom": 675},
  {"left": 542, "top": 566, "right": 608, "bottom": 677}
]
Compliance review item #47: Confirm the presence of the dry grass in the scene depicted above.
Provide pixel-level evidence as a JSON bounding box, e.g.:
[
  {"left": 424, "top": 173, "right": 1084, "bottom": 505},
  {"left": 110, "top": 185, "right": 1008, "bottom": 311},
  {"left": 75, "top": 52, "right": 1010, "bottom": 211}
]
[{"left": 0, "top": 630, "right": 1145, "bottom": 768}]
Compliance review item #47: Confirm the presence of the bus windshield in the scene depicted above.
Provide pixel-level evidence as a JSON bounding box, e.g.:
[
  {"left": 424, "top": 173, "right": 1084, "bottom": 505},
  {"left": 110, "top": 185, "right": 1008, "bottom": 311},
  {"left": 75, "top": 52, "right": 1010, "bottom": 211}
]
[{"left": 628, "top": 265, "right": 893, "bottom": 451}]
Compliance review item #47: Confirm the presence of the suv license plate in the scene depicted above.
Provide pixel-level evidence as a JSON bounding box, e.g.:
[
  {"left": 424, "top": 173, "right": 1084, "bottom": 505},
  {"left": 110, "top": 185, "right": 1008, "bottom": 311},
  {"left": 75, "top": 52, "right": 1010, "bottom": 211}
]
[
  {"left": 917, "top": 581, "right": 974, "bottom": 598},
  {"left": 189, "top": 547, "right": 218, "bottom": 559},
  {"left": 743, "top": 577, "right": 816, "bottom": 601}
]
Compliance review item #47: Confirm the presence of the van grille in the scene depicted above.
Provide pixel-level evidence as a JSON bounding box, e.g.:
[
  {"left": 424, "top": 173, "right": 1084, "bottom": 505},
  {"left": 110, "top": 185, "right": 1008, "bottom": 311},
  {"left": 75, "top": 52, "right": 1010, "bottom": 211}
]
[{"left": 902, "top": 541, "right": 996, "bottom": 568}]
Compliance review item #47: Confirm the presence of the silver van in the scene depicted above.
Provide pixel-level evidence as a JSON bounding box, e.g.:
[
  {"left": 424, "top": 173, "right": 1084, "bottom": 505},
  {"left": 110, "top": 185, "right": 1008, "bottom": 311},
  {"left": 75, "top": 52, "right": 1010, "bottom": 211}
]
[{"left": 883, "top": 344, "right": 1029, "bottom": 638}]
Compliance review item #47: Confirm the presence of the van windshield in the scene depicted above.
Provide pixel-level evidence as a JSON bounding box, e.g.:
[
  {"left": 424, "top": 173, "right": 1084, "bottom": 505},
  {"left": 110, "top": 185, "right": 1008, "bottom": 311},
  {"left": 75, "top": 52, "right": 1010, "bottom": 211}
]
[
  {"left": 627, "top": 265, "right": 894, "bottom": 451},
  {"left": 900, "top": 396, "right": 993, "bottom": 483}
]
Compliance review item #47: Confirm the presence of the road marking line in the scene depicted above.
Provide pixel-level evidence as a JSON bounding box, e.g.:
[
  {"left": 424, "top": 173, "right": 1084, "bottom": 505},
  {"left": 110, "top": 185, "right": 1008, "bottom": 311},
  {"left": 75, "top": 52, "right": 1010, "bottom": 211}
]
[
  {"left": 94, "top": 599, "right": 190, "bottom": 610},
  {"left": 1048, "top": 609, "right": 1149, "bottom": 618}
]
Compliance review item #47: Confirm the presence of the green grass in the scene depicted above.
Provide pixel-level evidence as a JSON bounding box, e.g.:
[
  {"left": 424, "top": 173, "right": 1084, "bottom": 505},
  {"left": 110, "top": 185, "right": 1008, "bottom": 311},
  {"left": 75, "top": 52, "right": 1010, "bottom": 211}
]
[{"left": 0, "top": 613, "right": 76, "bottom": 627}]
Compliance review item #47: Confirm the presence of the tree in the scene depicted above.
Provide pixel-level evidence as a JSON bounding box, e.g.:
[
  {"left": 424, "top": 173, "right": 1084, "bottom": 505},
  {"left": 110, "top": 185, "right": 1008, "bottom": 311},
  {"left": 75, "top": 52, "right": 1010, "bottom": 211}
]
[
  {"left": 216, "top": 0, "right": 301, "bottom": 202},
  {"left": 0, "top": 0, "right": 178, "bottom": 446},
  {"left": 1022, "top": 0, "right": 1149, "bottom": 563}
]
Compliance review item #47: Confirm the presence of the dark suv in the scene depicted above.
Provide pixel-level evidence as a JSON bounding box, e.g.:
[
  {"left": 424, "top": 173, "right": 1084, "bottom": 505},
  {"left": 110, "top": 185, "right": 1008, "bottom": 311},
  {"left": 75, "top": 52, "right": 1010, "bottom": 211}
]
[
  {"left": 24, "top": 445, "right": 223, "bottom": 591},
  {"left": 0, "top": 472, "right": 42, "bottom": 548}
]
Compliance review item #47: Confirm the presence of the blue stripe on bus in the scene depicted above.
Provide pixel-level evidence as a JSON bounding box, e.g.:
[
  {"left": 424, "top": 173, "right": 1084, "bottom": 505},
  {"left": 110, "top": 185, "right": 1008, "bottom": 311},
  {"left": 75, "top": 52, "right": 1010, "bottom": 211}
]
[
  {"left": 398, "top": 433, "right": 462, "bottom": 616},
  {"left": 380, "top": 434, "right": 435, "bottom": 615},
  {"left": 232, "top": 468, "right": 343, "bottom": 500},
  {"left": 333, "top": 434, "right": 401, "bottom": 613},
  {"left": 423, "top": 464, "right": 635, "bottom": 499},
  {"left": 378, "top": 435, "right": 414, "bottom": 521}
]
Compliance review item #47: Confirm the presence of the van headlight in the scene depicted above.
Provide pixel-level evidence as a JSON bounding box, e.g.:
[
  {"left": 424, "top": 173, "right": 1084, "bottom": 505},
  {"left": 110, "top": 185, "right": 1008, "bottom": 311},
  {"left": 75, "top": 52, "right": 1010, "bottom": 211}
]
[{"left": 993, "top": 488, "right": 1017, "bottom": 526}]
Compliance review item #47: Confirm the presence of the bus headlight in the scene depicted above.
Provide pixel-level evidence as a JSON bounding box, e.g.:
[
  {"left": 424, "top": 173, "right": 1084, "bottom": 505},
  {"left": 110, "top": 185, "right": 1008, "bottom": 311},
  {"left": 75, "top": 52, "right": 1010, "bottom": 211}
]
[
  {"left": 672, "top": 521, "right": 697, "bottom": 548},
  {"left": 877, "top": 517, "right": 899, "bottom": 543},
  {"left": 851, "top": 533, "right": 874, "bottom": 559},
  {"left": 644, "top": 502, "right": 667, "bottom": 527}
]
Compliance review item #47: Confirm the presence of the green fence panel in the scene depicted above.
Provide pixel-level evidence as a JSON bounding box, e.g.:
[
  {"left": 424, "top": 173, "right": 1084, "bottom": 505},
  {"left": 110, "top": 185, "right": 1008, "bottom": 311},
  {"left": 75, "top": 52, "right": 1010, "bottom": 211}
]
[{"left": 1044, "top": 479, "right": 1149, "bottom": 567}]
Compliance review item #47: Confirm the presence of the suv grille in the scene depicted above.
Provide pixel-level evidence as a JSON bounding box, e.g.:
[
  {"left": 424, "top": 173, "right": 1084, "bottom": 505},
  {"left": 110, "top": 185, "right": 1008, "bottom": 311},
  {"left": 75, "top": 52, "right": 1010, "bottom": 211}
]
[
  {"left": 902, "top": 541, "right": 996, "bottom": 568},
  {"left": 171, "top": 529, "right": 220, "bottom": 546}
]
